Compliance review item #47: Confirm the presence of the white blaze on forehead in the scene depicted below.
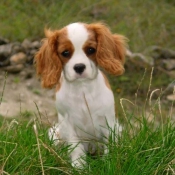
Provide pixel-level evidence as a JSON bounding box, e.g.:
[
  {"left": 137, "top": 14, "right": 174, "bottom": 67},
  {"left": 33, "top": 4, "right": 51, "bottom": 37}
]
[{"left": 67, "top": 23, "right": 88, "bottom": 49}]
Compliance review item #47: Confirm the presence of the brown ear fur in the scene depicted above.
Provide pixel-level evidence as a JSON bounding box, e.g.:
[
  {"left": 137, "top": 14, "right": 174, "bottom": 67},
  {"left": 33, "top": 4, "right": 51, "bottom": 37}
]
[
  {"left": 89, "top": 23, "right": 127, "bottom": 75},
  {"left": 35, "top": 30, "right": 62, "bottom": 88}
]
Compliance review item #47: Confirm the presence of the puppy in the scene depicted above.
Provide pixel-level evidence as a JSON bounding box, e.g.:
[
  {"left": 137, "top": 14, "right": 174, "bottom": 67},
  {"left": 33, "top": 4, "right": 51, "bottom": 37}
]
[{"left": 35, "top": 22, "right": 126, "bottom": 167}]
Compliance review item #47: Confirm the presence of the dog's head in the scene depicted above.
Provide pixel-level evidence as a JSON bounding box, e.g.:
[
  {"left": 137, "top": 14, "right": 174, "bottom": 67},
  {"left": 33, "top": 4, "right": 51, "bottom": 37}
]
[{"left": 35, "top": 22, "right": 127, "bottom": 88}]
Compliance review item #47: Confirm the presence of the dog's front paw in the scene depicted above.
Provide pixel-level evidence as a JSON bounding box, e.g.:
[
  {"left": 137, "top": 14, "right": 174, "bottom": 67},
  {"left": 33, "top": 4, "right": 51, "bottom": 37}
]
[
  {"left": 71, "top": 158, "right": 86, "bottom": 169},
  {"left": 48, "top": 124, "right": 60, "bottom": 145},
  {"left": 115, "top": 120, "right": 123, "bottom": 135}
]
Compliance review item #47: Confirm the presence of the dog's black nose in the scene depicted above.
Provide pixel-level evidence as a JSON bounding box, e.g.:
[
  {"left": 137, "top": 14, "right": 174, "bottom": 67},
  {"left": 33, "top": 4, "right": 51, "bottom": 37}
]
[{"left": 74, "top": 63, "right": 86, "bottom": 74}]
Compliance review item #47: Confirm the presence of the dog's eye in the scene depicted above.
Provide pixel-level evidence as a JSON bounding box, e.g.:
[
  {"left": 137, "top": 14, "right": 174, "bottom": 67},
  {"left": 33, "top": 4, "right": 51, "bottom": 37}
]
[
  {"left": 61, "top": 50, "right": 70, "bottom": 58},
  {"left": 86, "top": 47, "right": 96, "bottom": 55}
]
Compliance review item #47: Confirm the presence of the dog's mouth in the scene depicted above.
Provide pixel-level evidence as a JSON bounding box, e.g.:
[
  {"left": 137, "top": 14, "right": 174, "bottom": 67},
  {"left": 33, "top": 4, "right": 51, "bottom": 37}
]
[
  {"left": 64, "top": 70, "right": 98, "bottom": 83},
  {"left": 71, "top": 74, "right": 93, "bottom": 82},
  {"left": 75, "top": 72, "right": 88, "bottom": 79}
]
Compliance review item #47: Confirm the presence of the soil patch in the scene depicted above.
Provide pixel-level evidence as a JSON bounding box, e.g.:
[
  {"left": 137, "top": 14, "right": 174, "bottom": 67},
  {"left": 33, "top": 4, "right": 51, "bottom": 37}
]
[{"left": 0, "top": 67, "right": 57, "bottom": 124}]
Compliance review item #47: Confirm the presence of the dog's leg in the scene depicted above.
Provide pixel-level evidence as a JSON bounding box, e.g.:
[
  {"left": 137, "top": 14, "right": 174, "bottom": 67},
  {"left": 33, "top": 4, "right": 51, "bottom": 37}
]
[
  {"left": 48, "top": 123, "right": 60, "bottom": 145},
  {"left": 69, "top": 142, "right": 85, "bottom": 168},
  {"left": 101, "top": 120, "right": 122, "bottom": 154},
  {"left": 101, "top": 128, "right": 110, "bottom": 155},
  {"left": 115, "top": 120, "right": 123, "bottom": 136}
]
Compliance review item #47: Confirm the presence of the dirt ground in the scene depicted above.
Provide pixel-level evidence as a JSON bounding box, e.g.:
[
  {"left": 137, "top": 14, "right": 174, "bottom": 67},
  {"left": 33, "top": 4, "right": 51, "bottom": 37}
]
[{"left": 0, "top": 67, "right": 57, "bottom": 124}]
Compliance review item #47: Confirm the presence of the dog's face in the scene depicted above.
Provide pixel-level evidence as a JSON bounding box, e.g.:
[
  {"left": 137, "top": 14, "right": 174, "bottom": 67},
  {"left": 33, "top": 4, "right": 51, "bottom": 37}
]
[
  {"left": 59, "top": 23, "right": 98, "bottom": 82},
  {"left": 35, "top": 22, "right": 127, "bottom": 88}
]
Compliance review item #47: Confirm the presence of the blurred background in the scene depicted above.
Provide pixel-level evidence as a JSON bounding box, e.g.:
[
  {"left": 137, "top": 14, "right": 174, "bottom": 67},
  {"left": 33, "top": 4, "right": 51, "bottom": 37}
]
[{"left": 0, "top": 0, "right": 175, "bottom": 121}]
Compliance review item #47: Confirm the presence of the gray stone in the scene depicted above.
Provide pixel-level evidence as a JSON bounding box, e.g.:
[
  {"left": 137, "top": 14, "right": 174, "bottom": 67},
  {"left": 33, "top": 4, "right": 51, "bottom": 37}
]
[
  {"left": 161, "top": 48, "right": 175, "bottom": 59},
  {"left": 0, "top": 43, "right": 12, "bottom": 59},
  {"left": 143, "top": 46, "right": 163, "bottom": 59},
  {"left": 126, "top": 49, "right": 133, "bottom": 58},
  {"left": 10, "top": 52, "right": 27, "bottom": 65},
  {"left": 29, "top": 49, "right": 37, "bottom": 56},
  {"left": 144, "top": 46, "right": 175, "bottom": 59},
  {"left": 26, "top": 49, "right": 37, "bottom": 64},
  {"left": 11, "top": 42, "right": 25, "bottom": 54},
  {"left": 162, "top": 59, "right": 175, "bottom": 70},
  {"left": 2, "top": 64, "right": 24, "bottom": 73},
  {"left": 0, "top": 58, "right": 10, "bottom": 67},
  {"left": 129, "top": 53, "right": 154, "bottom": 67},
  {"left": 163, "top": 81, "right": 175, "bottom": 95},
  {"left": 168, "top": 70, "right": 175, "bottom": 78},
  {"left": 21, "top": 39, "right": 32, "bottom": 50},
  {"left": 167, "top": 94, "right": 175, "bottom": 101},
  {"left": 31, "top": 41, "right": 40, "bottom": 49},
  {"left": 0, "top": 37, "right": 9, "bottom": 45},
  {"left": 126, "top": 49, "right": 154, "bottom": 67}
]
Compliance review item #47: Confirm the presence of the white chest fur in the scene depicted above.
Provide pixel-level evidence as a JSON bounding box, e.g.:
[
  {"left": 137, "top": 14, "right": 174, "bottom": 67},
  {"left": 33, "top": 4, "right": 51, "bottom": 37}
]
[{"left": 55, "top": 71, "right": 116, "bottom": 140}]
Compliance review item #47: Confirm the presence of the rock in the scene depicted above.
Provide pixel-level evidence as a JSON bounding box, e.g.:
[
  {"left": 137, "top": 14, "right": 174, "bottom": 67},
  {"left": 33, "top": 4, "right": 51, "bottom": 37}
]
[
  {"left": 0, "top": 57, "right": 10, "bottom": 67},
  {"left": 0, "top": 44, "right": 12, "bottom": 67},
  {"left": 168, "top": 70, "right": 175, "bottom": 78},
  {"left": 26, "top": 55, "right": 34, "bottom": 65},
  {"left": 126, "top": 49, "right": 154, "bottom": 67},
  {"left": 22, "top": 39, "right": 40, "bottom": 50},
  {"left": 162, "top": 81, "right": 175, "bottom": 95},
  {"left": 0, "top": 37, "right": 9, "bottom": 45},
  {"left": 31, "top": 41, "right": 40, "bottom": 49},
  {"left": 167, "top": 94, "right": 175, "bottom": 101},
  {"left": 0, "top": 43, "right": 12, "bottom": 59},
  {"left": 27, "top": 49, "right": 37, "bottom": 63},
  {"left": 2, "top": 64, "right": 24, "bottom": 73},
  {"left": 162, "top": 59, "right": 175, "bottom": 70},
  {"left": 126, "top": 49, "right": 133, "bottom": 58},
  {"left": 30, "top": 49, "right": 37, "bottom": 56},
  {"left": 21, "top": 39, "right": 32, "bottom": 50},
  {"left": 11, "top": 42, "right": 25, "bottom": 54},
  {"left": 161, "top": 48, "right": 175, "bottom": 59},
  {"left": 143, "top": 46, "right": 163, "bottom": 59},
  {"left": 10, "top": 52, "right": 27, "bottom": 65},
  {"left": 144, "top": 46, "right": 175, "bottom": 59},
  {"left": 129, "top": 53, "right": 154, "bottom": 67},
  {"left": 125, "top": 49, "right": 154, "bottom": 68}
]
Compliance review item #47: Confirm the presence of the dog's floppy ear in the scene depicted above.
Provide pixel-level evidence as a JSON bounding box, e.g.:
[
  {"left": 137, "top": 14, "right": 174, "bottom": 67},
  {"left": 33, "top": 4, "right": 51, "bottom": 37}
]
[
  {"left": 89, "top": 23, "right": 127, "bottom": 75},
  {"left": 35, "top": 30, "right": 62, "bottom": 88}
]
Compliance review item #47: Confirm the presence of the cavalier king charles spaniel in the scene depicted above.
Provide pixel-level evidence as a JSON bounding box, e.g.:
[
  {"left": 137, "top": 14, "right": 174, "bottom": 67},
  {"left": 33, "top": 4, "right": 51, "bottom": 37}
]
[{"left": 35, "top": 22, "right": 127, "bottom": 167}]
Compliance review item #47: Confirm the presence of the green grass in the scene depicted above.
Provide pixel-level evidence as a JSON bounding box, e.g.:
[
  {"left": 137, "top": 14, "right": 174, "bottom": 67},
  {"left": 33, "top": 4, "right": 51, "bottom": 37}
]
[
  {"left": 0, "top": 0, "right": 175, "bottom": 52},
  {"left": 0, "top": 102, "right": 175, "bottom": 174}
]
